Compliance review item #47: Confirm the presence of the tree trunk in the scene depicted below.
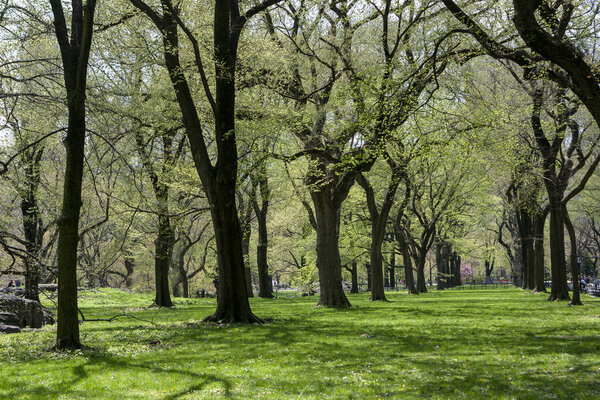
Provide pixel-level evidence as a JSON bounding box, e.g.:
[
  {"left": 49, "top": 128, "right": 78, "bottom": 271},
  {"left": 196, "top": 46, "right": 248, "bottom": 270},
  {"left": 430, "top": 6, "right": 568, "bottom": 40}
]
[
  {"left": 547, "top": 194, "right": 570, "bottom": 300},
  {"left": 20, "top": 180, "right": 42, "bottom": 303},
  {"left": 56, "top": 102, "right": 86, "bottom": 349},
  {"left": 389, "top": 252, "right": 396, "bottom": 289},
  {"left": 518, "top": 209, "right": 535, "bottom": 290},
  {"left": 51, "top": 0, "right": 97, "bottom": 350},
  {"left": 369, "top": 226, "right": 387, "bottom": 301},
  {"left": 154, "top": 193, "right": 174, "bottom": 307},
  {"left": 124, "top": 256, "right": 134, "bottom": 289},
  {"left": 182, "top": 275, "right": 189, "bottom": 298},
  {"left": 256, "top": 207, "right": 272, "bottom": 298},
  {"left": 241, "top": 201, "right": 254, "bottom": 298},
  {"left": 484, "top": 261, "right": 493, "bottom": 284},
  {"left": 398, "top": 235, "right": 417, "bottom": 293},
  {"left": 172, "top": 281, "right": 180, "bottom": 298},
  {"left": 562, "top": 205, "right": 582, "bottom": 305},
  {"left": 366, "top": 263, "right": 371, "bottom": 291},
  {"left": 451, "top": 252, "right": 461, "bottom": 287},
  {"left": 350, "top": 262, "right": 359, "bottom": 293},
  {"left": 312, "top": 191, "right": 351, "bottom": 307},
  {"left": 415, "top": 251, "right": 428, "bottom": 293},
  {"left": 532, "top": 212, "right": 547, "bottom": 292},
  {"left": 205, "top": 186, "right": 260, "bottom": 322},
  {"left": 436, "top": 243, "right": 445, "bottom": 290}
]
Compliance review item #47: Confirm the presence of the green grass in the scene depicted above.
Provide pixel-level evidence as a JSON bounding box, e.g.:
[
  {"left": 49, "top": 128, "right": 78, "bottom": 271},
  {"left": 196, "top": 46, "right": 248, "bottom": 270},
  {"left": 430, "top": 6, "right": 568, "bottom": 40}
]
[{"left": 1, "top": 288, "right": 599, "bottom": 399}]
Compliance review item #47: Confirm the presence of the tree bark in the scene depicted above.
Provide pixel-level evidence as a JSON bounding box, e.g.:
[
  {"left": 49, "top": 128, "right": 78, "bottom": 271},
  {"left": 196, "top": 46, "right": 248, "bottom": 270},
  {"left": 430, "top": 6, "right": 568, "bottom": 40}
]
[
  {"left": 312, "top": 190, "right": 351, "bottom": 307},
  {"left": 547, "top": 194, "right": 570, "bottom": 300}
]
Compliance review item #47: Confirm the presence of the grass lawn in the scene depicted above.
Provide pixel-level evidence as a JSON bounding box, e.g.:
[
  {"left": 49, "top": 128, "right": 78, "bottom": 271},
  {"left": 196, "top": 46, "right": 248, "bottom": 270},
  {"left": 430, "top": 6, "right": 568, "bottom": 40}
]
[{"left": 1, "top": 288, "right": 599, "bottom": 399}]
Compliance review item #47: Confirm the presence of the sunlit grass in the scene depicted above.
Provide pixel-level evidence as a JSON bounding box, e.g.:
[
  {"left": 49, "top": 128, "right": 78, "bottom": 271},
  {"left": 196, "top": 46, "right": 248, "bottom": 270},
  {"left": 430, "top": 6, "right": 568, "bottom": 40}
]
[{"left": 1, "top": 288, "right": 599, "bottom": 399}]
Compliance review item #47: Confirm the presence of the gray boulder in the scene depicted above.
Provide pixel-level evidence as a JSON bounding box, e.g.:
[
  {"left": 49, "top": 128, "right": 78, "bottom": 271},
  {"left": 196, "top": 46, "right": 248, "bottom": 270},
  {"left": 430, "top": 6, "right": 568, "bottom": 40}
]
[
  {"left": 0, "top": 294, "right": 46, "bottom": 328},
  {"left": 0, "top": 323, "right": 21, "bottom": 334},
  {"left": 0, "top": 312, "right": 19, "bottom": 326}
]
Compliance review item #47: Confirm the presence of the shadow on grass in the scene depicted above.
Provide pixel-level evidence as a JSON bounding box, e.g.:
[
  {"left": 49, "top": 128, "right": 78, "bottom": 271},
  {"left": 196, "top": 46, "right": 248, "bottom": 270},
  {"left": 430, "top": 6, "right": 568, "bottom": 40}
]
[{"left": 0, "top": 348, "right": 234, "bottom": 400}]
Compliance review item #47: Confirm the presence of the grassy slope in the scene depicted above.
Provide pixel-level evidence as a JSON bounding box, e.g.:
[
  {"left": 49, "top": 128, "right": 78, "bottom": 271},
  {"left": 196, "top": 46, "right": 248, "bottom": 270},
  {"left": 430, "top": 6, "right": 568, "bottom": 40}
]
[{"left": 0, "top": 288, "right": 599, "bottom": 399}]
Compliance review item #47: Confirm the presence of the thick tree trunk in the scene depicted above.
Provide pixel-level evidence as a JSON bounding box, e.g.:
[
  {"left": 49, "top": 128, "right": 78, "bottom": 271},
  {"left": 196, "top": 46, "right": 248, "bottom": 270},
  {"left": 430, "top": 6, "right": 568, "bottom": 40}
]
[
  {"left": 256, "top": 209, "right": 272, "bottom": 298},
  {"left": 532, "top": 213, "right": 547, "bottom": 292},
  {"left": 312, "top": 191, "right": 350, "bottom": 307},
  {"left": 369, "top": 228, "right": 387, "bottom": 301},
  {"left": 547, "top": 195, "right": 570, "bottom": 300},
  {"left": 205, "top": 186, "right": 260, "bottom": 322}
]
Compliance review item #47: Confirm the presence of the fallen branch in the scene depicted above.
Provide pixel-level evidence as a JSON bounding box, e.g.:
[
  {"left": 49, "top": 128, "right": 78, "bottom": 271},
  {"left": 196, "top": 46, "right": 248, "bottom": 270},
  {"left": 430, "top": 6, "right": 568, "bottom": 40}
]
[{"left": 78, "top": 309, "right": 157, "bottom": 326}]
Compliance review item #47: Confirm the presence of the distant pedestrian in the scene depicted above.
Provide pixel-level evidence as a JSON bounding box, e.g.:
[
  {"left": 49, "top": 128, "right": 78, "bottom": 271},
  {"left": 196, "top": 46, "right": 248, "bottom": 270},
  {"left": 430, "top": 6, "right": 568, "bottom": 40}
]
[{"left": 7, "top": 280, "right": 14, "bottom": 288}]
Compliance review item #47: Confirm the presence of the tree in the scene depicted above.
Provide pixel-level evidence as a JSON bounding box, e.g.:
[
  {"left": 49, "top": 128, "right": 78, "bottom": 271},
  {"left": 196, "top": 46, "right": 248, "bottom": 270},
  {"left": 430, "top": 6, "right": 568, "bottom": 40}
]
[
  {"left": 130, "top": 0, "right": 282, "bottom": 322},
  {"left": 251, "top": 158, "right": 274, "bottom": 298},
  {"left": 49, "top": 0, "right": 98, "bottom": 350},
  {"left": 267, "top": 0, "right": 454, "bottom": 306},
  {"left": 357, "top": 156, "right": 404, "bottom": 301}
]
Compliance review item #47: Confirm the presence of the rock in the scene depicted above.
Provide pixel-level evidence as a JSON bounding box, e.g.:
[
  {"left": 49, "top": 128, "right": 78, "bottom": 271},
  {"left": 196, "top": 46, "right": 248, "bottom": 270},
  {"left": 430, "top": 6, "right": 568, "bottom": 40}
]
[
  {"left": 0, "top": 312, "right": 19, "bottom": 326},
  {"left": 0, "top": 287, "right": 25, "bottom": 296},
  {"left": 0, "top": 323, "right": 21, "bottom": 334},
  {"left": 0, "top": 295, "right": 45, "bottom": 328},
  {"left": 43, "top": 308, "right": 55, "bottom": 325},
  {"left": 38, "top": 284, "right": 58, "bottom": 292}
]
